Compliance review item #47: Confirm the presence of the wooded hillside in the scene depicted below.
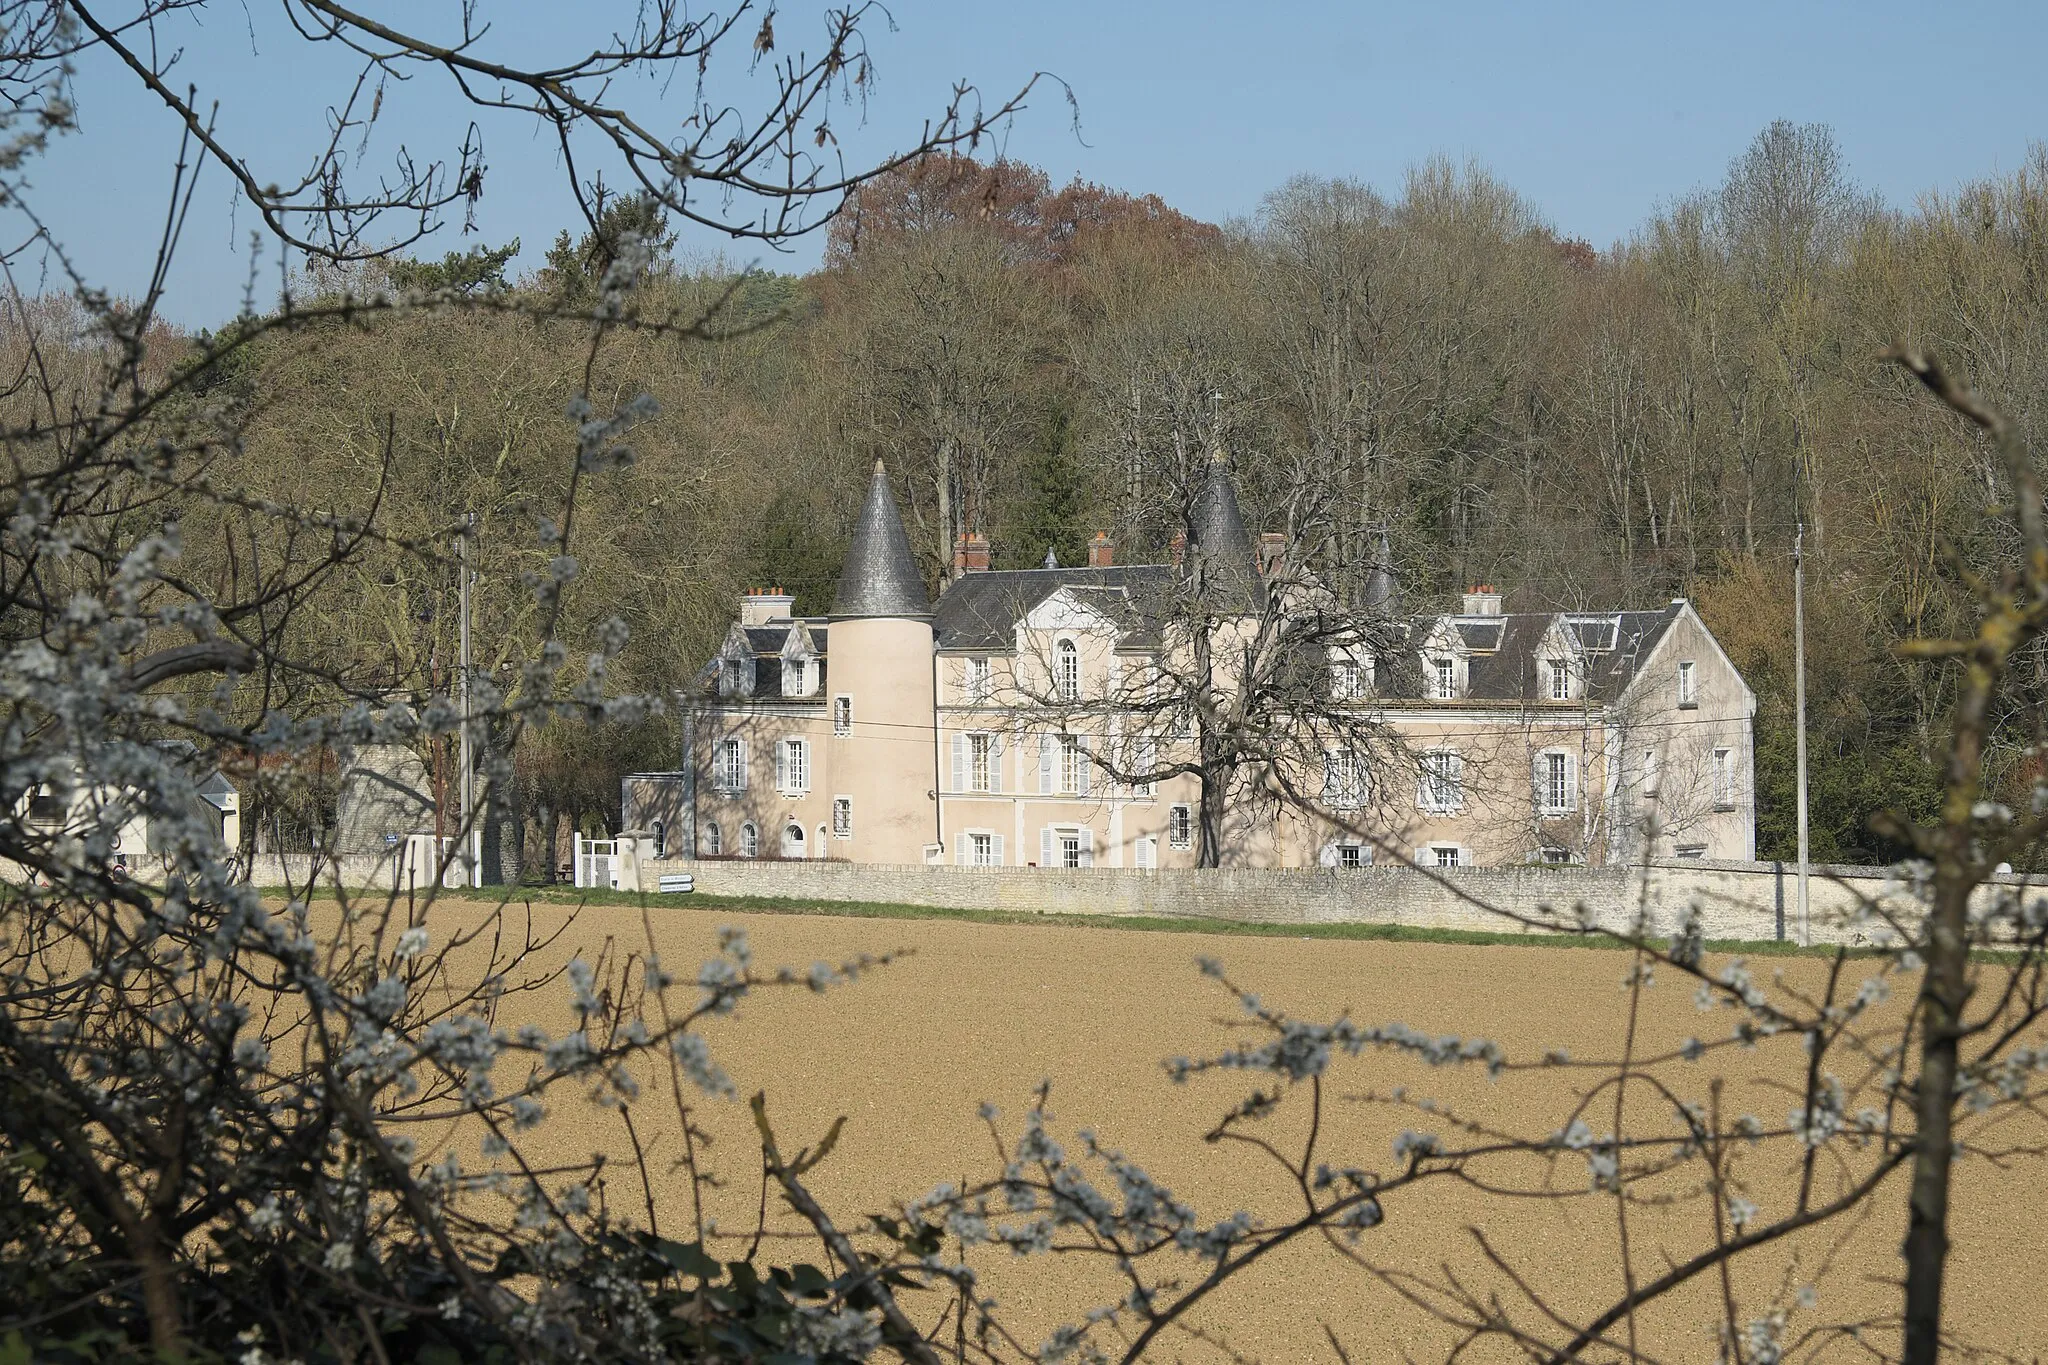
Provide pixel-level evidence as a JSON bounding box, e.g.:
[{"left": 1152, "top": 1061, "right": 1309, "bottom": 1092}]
[{"left": 171, "top": 122, "right": 2048, "bottom": 867}]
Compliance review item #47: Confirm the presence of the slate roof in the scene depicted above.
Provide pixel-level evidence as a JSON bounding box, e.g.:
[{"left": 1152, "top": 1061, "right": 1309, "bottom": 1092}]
[
  {"left": 709, "top": 621, "right": 830, "bottom": 703},
  {"left": 1380, "top": 605, "right": 1681, "bottom": 704},
  {"left": 1187, "top": 455, "right": 1259, "bottom": 609},
  {"left": 832, "top": 461, "right": 930, "bottom": 618},
  {"left": 931, "top": 565, "right": 1178, "bottom": 651}
]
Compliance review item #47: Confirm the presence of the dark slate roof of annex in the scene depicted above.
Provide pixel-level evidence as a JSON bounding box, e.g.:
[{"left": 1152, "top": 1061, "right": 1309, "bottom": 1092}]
[
  {"left": 1387, "top": 605, "right": 1681, "bottom": 704},
  {"left": 931, "top": 565, "right": 1179, "bottom": 651},
  {"left": 709, "top": 621, "right": 830, "bottom": 703}
]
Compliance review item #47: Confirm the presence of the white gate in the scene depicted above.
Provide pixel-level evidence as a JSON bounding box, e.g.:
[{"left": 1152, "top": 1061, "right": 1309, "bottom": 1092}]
[
  {"left": 402, "top": 833, "right": 469, "bottom": 891},
  {"left": 574, "top": 833, "right": 621, "bottom": 889}
]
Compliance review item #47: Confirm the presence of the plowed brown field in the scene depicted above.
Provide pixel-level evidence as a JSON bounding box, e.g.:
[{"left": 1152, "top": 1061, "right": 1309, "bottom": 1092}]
[{"left": 413, "top": 899, "right": 2048, "bottom": 1362}]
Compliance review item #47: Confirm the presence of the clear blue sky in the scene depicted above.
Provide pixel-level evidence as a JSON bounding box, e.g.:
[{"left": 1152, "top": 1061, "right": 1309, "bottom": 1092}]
[{"left": 22, "top": 0, "right": 2048, "bottom": 328}]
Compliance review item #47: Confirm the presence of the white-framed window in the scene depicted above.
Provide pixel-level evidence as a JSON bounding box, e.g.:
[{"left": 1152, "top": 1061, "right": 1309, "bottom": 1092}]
[
  {"left": 1041, "top": 824, "right": 1093, "bottom": 869},
  {"left": 1548, "top": 659, "right": 1569, "bottom": 701},
  {"left": 833, "top": 694, "right": 852, "bottom": 736},
  {"left": 965, "top": 656, "right": 992, "bottom": 703},
  {"left": 781, "top": 822, "right": 806, "bottom": 858},
  {"left": 1322, "top": 748, "right": 1366, "bottom": 809},
  {"left": 1060, "top": 734, "right": 1087, "bottom": 794},
  {"left": 956, "top": 830, "right": 1004, "bottom": 867},
  {"left": 784, "top": 657, "right": 811, "bottom": 697},
  {"left": 721, "top": 656, "right": 747, "bottom": 697},
  {"left": 651, "top": 820, "right": 666, "bottom": 858},
  {"left": 716, "top": 737, "right": 748, "bottom": 793},
  {"left": 1712, "top": 747, "right": 1736, "bottom": 808},
  {"left": 954, "top": 732, "right": 1002, "bottom": 793},
  {"left": 1539, "top": 846, "right": 1574, "bottom": 865},
  {"left": 832, "top": 797, "right": 852, "bottom": 838},
  {"left": 740, "top": 822, "right": 759, "bottom": 859},
  {"left": 1430, "top": 657, "right": 1457, "bottom": 701},
  {"left": 1675, "top": 842, "right": 1707, "bottom": 859},
  {"left": 1431, "top": 845, "right": 1463, "bottom": 869},
  {"left": 1538, "top": 750, "right": 1578, "bottom": 814},
  {"left": 1130, "top": 734, "right": 1157, "bottom": 798},
  {"left": 1055, "top": 639, "right": 1080, "bottom": 701},
  {"left": 1167, "top": 803, "right": 1193, "bottom": 850},
  {"left": 775, "top": 737, "right": 810, "bottom": 795},
  {"left": 1330, "top": 653, "right": 1371, "bottom": 701},
  {"left": 1322, "top": 841, "right": 1368, "bottom": 869},
  {"left": 1678, "top": 660, "right": 1698, "bottom": 707},
  {"left": 701, "top": 823, "right": 722, "bottom": 856},
  {"left": 1419, "top": 750, "right": 1464, "bottom": 813}
]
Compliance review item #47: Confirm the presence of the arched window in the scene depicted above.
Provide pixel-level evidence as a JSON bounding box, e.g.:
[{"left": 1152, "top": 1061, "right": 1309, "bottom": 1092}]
[
  {"left": 650, "top": 820, "right": 666, "bottom": 858},
  {"left": 701, "top": 823, "right": 722, "bottom": 856},
  {"left": 740, "top": 822, "right": 758, "bottom": 859},
  {"left": 781, "top": 822, "right": 806, "bottom": 858},
  {"left": 1056, "top": 639, "right": 1080, "bottom": 700}
]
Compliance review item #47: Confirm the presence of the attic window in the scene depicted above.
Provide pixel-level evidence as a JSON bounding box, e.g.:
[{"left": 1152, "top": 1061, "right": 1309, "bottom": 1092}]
[
  {"left": 1548, "top": 659, "right": 1569, "bottom": 701},
  {"left": 721, "top": 657, "right": 746, "bottom": 696},
  {"left": 1056, "top": 639, "right": 1080, "bottom": 701},
  {"left": 784, "top": 658, "right": 812, "bottom": 697},
  {"left": 1678, "top": 660, "right": 1698, "bottom": 708},
  {"left": 1431, "top": 658, "right": 1456, "bottom": 701}
]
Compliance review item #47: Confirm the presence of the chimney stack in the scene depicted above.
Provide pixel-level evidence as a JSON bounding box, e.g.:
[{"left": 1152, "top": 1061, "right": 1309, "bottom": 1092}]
[
  {"left": 1169, "top": 530, "right": 1187, "bottom": 569},
  {"left": 1257, "top": 532, "right": 1287, "bottom": 577},
  {"left": 739, "top": 586, "right": 795, "bottom": 626},
  {"left": 952, "top": 531, "right": 991, "bottom": 575},
  {"left": 1087, "top": 531, "right": 1114, "bottom": 568},
  {"left": 1461, "top": 585, "right": 1503, "bottom": 617}
]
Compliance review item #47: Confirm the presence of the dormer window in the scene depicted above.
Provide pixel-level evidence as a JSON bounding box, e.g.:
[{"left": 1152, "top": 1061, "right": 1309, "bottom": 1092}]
[
  {"left": 1056, "top": 639, "right": 1080, "bottom": 701},
  {"left": 1330, "top": 652, "right": 1371, "bottom": 701},
  {"left": 783, "top": 657, "right": 812, "bottom": 698},
  {"left": 1431, "top": 657, "right": 1456, "bottom": 701},
  {"left": 721, "top": 656, "right": 747, "bottom": 697},
  {"left": 1548, "top": 659, "right": 1569, "bottom": 701}
]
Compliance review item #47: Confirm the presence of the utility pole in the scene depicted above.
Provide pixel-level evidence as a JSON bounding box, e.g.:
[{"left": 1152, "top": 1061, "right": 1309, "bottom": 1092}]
[
  {"left": 1794, "top": 522, "right": 1811, "bottom": 946},
  {"left": 458, "top": 512, "right": 477, "bottom": 888}
]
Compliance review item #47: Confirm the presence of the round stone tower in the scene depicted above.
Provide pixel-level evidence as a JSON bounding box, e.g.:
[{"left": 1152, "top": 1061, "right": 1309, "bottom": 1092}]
[{"left": 828, "top": 461, "right": 937, "bottom": 863}]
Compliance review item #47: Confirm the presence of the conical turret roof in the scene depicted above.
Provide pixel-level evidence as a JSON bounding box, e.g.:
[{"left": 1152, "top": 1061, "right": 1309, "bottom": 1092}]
[
  {"left": 832, "top": 461, "right": 930, "bottom": 618},
  {"left": 1364, "top": 527, "right": 1400, "bottom": 616},
  {"left": 1187, "top": 447, "right": 1258, "bottom": 607}
]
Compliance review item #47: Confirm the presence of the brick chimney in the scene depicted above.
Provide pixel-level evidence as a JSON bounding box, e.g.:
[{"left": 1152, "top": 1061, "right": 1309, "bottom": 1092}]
[
  {"left": 1461, "top": 584, "right": 1503, "bottom": 617},
  {"left": 739, "top": 586, "right": 794, "bottom": 626},
  {"left": 952, "top": 532, "right": 991, "bottom": 575},
  {"left": 1087, "top": 531, "right": 1114, "bottom": 568},
  {"left": 1257, "top": 532, "right": 1287, "bottom": 577},
  {"left": 1169, "top": 530, "right": 1186, "bottom": 569}
]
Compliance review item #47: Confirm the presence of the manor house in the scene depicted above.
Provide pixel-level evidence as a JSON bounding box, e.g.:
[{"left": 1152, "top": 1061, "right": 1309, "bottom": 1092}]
[{"left": 624, "top": 459, "right": 1755, "bottom": 871}]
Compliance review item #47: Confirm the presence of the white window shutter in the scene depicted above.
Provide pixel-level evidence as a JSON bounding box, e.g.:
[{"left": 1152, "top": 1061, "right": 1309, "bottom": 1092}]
[
  {"left": 1533, "top": 752, "right": 1548, "bottom": 810},
  {"left": 992, "top": 834, "right": 1005, "bottom": 866},
  {"left": 952, "top": 734, "right": 967, "bottom": 793},
  {"left": 955, "top": 834, "right": 970, "bottom": 865},
  {"left": 1040, "top": 826, "right": 1054, "bottom": 867},
  {"left": 774, "top": 741, "right": 787, "bottom": 792},
  {"left": 1039, "top": 736, "right": 1055, "bottom": 794},
  {"left": 1565, "top": 752, "right": 1579, "bottom": 810},
  {"left": 1079, "top": 828, "right": 1094, "bottom": 867},
  {"left": 990, "top": 736, "right": 1004, "bottom": 792},
  {"left": 1076, "top": 746, "right": 1091, "bottom": 796},
  {"left": 1319, "top": 842, "right": 1339, "bottom": 868}
]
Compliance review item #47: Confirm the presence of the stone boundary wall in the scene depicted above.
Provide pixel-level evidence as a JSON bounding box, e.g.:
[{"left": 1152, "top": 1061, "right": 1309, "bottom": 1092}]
[
  {"left": 249, "top": 852, "right": 410, "bottom": 892},
  {"left": 638, "top": 856, "right": 1940, "bottom": 946}
]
